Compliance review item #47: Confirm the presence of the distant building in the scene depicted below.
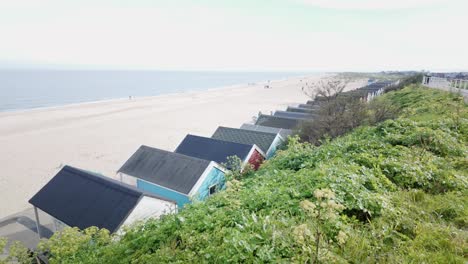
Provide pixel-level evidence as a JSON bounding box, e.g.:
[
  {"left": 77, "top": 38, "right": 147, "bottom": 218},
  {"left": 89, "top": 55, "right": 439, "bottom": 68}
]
[
  {"left": 211, "top": 126, "right": 285, "bottom": 159},
  {"left": 117, "top": 145, "right": 226, "bottom": 208},
  {"left": 175, "top": 134, "right": 265, "bottom": 170},
  {"left": 29, "top": 165, "right": 176, "bottom": 238}
]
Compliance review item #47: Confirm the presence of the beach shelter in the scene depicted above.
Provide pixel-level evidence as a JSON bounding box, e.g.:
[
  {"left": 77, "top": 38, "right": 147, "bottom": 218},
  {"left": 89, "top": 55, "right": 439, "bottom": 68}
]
[
  {"left": 29, "top": 165, "right": 176, "bottom": 238},
  {"left": 175, "top": 134, "right": 265, "bottom": 170},
  {"left": 240, "top": 123, "right": 294, "bottom": 139},
  {"left": 211, "top": 126, "right": 285, "bottom": 159},
  {"left": 117, "top": 145, "right": 226, "bottom": 208}
]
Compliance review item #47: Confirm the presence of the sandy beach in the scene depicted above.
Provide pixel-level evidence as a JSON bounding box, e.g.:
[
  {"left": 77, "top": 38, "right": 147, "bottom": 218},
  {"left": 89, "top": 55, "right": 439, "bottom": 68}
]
[{"left": 0, "top": 75, "right": 365, "bottom": 217}]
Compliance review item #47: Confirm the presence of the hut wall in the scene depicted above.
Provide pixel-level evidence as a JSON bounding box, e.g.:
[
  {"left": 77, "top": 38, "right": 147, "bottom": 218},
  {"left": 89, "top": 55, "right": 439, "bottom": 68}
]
[
  {"left": 266, "top": 135, "right": 284, "bottom": 159},
  {"left": 192, "top": 166, "right": 226, "bottom": 201},
  {"left": 119, "top": 172, "right": 137, "bottom": 186},
  {"left": 135, "top": 179, "right": 191, "bottom": 208},
  {"left": 248, "top": 149, "right": 265, "bottom": 170},
  {"left": 119, "top": 196, "right": 177, "bottom": 231}
]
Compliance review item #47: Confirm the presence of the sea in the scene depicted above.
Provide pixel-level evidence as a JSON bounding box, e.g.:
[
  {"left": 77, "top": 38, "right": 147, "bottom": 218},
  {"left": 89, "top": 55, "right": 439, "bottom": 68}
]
[{"left": 0, "top": 70, "right": 312, "bottom": 112}]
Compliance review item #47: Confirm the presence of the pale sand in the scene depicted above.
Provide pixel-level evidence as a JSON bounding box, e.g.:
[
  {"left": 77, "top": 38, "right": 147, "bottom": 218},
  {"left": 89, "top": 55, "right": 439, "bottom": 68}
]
[{"left": 0, "top": 75, "right": 366, "bottom": 217}]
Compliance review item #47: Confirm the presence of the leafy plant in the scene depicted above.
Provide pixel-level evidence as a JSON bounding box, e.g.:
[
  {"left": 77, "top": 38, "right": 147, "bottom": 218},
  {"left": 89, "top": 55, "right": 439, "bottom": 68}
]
[
  {"left": 295, "top": 189, "right": 346, "bottom": 263},
  {"left": 0, "top": 237, "right": 34, "bottom": 264}
]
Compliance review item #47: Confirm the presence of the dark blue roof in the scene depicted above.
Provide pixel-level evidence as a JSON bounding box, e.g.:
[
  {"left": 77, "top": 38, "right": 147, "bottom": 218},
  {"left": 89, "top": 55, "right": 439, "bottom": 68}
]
[
  {"left": 29, "top": 165, "right": 168, "bottom": 233},
  {"left": 175, "top": 134, "right": 253, "bottom": 165}
]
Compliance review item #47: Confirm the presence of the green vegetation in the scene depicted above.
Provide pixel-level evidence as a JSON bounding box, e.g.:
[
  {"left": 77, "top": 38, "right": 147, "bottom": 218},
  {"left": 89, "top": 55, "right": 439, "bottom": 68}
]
[
  {"left": 337, "top": 72, "right": 421, "bottom": 82},
  {"left": 298, "top": 74, "right": 424, "bottom": 145},
  {"left": 0, "top": 238, "right": 33, "bottom": 264},
  {"left": 8, "top": 85, "right": 468, "bottom": 263}
]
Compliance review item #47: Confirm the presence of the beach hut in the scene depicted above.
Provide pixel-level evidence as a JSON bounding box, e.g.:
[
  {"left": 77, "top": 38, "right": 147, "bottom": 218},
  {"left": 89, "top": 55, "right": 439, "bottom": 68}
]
[
  {"left": 211, "top": 126, "right": 285, "bottom": 159},
  {"left": 255, "top": 114, "right": 302, "bottom": 130},
  {"left": 240, "top": 123, "right": 294, "bottom": 139},
  {"left": 117, "top": 145, "right": 226, "bottom": 208},
  {"left": 356, "top": 84, "right": 386, "bottom": 101},
  {"left": 175, "top": 134, "right": 265, "bottom": 170},
  {"left": 29, "top": 165, "right": 176, "bottom": 238}
]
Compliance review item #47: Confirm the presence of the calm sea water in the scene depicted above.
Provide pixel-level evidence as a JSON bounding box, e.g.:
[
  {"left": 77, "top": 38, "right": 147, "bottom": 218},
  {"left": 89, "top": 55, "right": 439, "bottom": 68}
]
[{"left": 0, "top": 70, "right": 312, "bottom": 112}]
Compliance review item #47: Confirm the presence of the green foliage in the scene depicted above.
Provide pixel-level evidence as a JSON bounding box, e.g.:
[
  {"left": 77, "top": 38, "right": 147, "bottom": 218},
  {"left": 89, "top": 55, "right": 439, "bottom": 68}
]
[
  {"left": 0, "top": 237, "right": 34, "bottom": 264},
  {"left": 37, "top": 226, "right": 111, "bottom": 264},
  {"left": 383, "top": 73, "right": 423, "bottom": 93},
  {"left": 222, "top": 155, "right": 255, "bottom": 181},
  {"left": 295, "top": 189, "right": 346, "bottom": 263},
  {"left": 36, "top": 85, "right": 467, "bottom": 263},
  {"left": 0, "top": 237, "right": 6, "bottom": 264}
]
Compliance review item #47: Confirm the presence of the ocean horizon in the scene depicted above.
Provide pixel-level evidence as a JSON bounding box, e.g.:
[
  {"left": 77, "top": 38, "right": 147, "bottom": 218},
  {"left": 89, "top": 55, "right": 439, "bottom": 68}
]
[{"left": 0, "top": 69, "right": 314, "bottom": 112}]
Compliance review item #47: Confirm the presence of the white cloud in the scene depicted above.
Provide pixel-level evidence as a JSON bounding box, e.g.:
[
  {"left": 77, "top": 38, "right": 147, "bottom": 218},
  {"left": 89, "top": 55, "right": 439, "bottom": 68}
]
[
  {"left": 297, "top": 0, "right": 449, "bottom": 10},
  {"left": 0, "top": 0, "right": 58, "bottom": 9},
  {"left": 0, "top": 1, "right": 466, "bottom": 71}
]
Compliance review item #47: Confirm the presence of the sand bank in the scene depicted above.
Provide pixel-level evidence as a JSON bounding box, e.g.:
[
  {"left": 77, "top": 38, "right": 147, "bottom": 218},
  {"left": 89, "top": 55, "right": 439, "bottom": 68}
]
[{"left": 0, "top": 75, "right": 366, "bottom": 217}]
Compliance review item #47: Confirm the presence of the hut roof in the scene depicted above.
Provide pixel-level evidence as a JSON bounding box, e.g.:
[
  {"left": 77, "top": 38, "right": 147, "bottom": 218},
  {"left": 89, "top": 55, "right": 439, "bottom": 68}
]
[
  {"left": 286, "top": 106, "right": 320, "bottom": 114},
  {"left": 118, "top": 145, "right": 211, "bottom": 195},
  {"left": 255, "top": 115, "right": 301, "bottom": 129},
  {"left": 211, "top": 126, "right": 278, "bottom": 154},
  {"left": 299, "top": 103, "right": 324, "bottom": 108},
  {"left": 175, "top": 134, "right": 254, "bottom": 165},
  {"left": 240, "top": 124, "right": 293, "bottom": 139},
  {"left": 305, "top": 99, "right": 329, "bottom": 105},
  {"left": 29, "top": 165, "right": 173, "bottom": 233},
  {"left": 255, "top": 115, "right": 300, "bottom": 129},
  {"left": 273, "top": 110, "right": 316, "bottom": 120}
]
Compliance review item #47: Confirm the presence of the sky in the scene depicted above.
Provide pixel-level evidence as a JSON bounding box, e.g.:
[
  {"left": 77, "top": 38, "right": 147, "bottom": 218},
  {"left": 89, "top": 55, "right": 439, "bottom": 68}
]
[{"left": 0, "top": 0, "right": 467, "bottom": 72}]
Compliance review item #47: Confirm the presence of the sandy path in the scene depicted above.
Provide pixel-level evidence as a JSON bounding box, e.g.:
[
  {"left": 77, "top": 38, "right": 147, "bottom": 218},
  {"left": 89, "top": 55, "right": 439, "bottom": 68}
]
[{"left": 0, "top": 75, "right": 365, "bottom": 217}]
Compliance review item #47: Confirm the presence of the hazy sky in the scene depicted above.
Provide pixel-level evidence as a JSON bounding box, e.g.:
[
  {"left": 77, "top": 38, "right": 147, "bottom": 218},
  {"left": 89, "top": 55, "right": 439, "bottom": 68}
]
[{"left": 0, "top": 0, "right": 467, "bottom": 71}]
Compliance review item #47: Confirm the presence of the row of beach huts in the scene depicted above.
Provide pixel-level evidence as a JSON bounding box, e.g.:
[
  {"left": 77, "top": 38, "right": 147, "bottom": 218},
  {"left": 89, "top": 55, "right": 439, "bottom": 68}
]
[{"left": 29, "top": 80, "right": 394, "bottom": 238}]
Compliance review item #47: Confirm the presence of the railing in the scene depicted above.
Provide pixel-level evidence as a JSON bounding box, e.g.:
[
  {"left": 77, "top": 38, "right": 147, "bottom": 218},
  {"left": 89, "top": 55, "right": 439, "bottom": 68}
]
[
  {"left": 422, "top": 76, "right": 468, "bottom": 90},
  {"left": 450, "top": 78, "right": 468, "bottom": 89}
]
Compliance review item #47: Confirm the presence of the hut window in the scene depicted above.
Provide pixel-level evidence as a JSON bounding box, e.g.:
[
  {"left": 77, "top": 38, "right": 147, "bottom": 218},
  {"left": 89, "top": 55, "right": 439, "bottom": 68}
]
[{"left": 209, "top": 185, "right": 217, "bottom": 195}]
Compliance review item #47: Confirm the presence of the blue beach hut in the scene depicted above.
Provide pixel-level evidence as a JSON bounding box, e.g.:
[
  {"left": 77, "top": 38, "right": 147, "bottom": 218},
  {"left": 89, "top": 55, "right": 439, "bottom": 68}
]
[{"left": 117, "top": 145, "right": 226, "bottom": 208}]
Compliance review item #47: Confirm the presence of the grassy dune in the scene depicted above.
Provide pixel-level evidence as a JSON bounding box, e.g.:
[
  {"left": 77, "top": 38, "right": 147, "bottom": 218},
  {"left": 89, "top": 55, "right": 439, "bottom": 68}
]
[{"left": 5, "top": 85, "right": 467, "bottom": 264}]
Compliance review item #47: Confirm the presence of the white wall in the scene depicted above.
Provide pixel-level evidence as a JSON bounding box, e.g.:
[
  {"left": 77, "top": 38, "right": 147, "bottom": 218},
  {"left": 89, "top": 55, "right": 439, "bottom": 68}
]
[
  {"left": 119, "top": 172, "right": 137, "bottom": 186},
  {"left": 118, "top": 196, "right": 176, "bottom": 232},
  {"left": 36, "top": 208, "right": 69, "bottom": 236}
]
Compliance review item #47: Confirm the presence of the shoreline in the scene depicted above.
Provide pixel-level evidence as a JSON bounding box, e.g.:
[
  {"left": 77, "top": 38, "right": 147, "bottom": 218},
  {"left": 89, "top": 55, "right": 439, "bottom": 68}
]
[{"left": 0, "top": 73, "right": 320, "bottom": 115}]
